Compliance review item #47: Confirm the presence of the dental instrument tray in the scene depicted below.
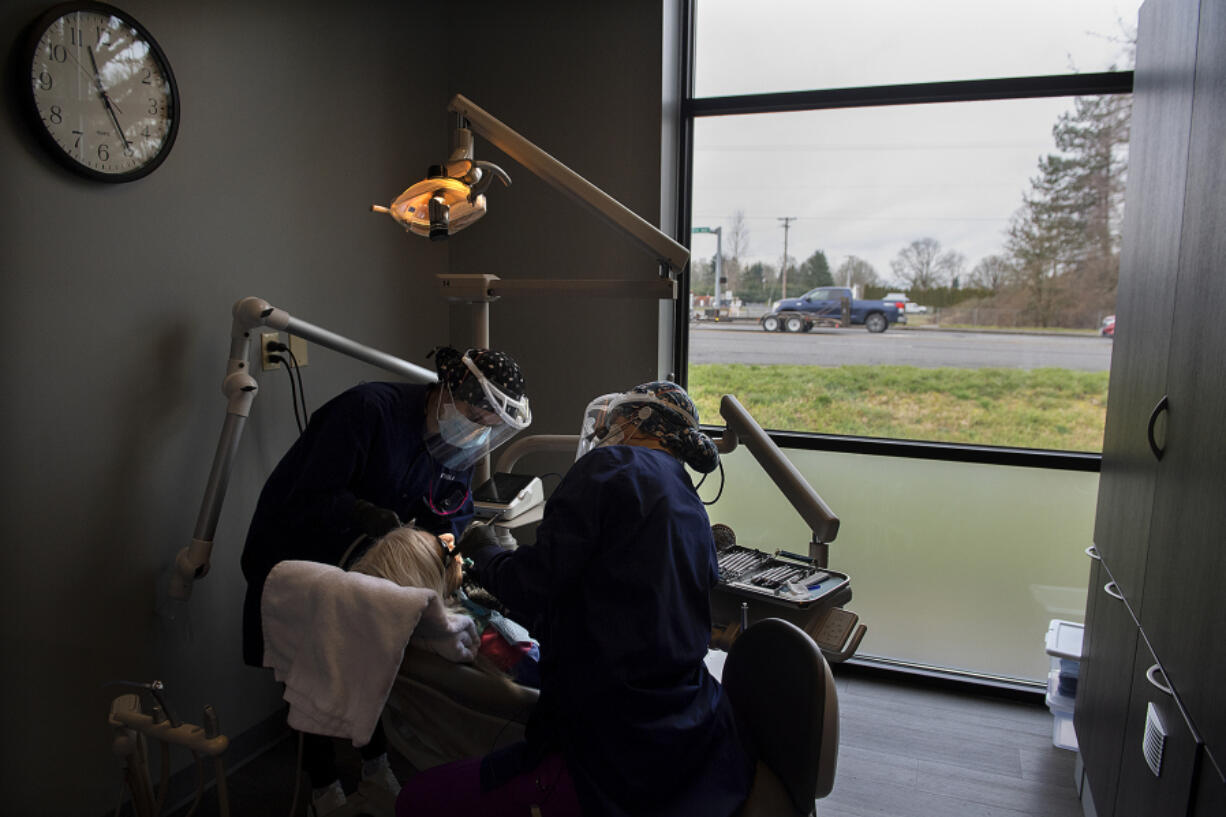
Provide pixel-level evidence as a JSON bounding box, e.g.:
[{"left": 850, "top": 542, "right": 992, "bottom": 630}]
[{"left": 714, "top": 545, "right": 850, "bottom": 609}]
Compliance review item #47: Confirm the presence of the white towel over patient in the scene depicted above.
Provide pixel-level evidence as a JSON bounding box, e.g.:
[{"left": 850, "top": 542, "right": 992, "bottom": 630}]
[{"left": 261, "top": 559, "right": 478, "bottom": 746}]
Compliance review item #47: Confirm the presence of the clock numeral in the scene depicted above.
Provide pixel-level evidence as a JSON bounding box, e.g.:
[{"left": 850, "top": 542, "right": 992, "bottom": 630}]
[
  {"left": 96, "top": 26, "right": 108, "bottom": 47},
  {"left": 69, "top": 27, "right": 85, "bottom": 46},
  {"left": 37, "top": 71, "right": 52, "bottom": 91},
  {"left": 49, "top": 105, "right": 63, "bottom": 125},
  {"left": 97, "top": 144, "right": 110, "bottom": 162},
  {"left": 49, "top": 43, "right": 67, "bottom": 63},
  {"left": 147, "top": 98, "right": 161, "bottom": 116},
  {"left": 141, "top": 68, "right": 153, "bottom": 85},
  {"left": 72, "top": 130, "right": 82, "bottom": 149}
]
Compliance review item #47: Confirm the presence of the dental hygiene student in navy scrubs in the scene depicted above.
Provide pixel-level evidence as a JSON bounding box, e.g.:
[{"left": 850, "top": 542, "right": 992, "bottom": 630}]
[
  {"left": 397, "top": 381, "right": 753, "bottom": 817},
  {"left": 240, "top": 346, "right": 530, "bottom": 817}
]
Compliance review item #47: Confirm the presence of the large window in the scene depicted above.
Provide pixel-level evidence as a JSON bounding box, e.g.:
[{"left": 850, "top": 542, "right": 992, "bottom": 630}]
[{"left": 682, "top": 0, "right": 1137, "bottom": 455}]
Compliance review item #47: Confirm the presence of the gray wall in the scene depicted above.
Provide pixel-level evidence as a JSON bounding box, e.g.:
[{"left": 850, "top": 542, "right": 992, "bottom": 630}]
[
  {"left": 444, "top": 2, "right": 679, "bottom": 433},
  {"left": 0, "top": 1, "right": 674, "bottom": 813}
]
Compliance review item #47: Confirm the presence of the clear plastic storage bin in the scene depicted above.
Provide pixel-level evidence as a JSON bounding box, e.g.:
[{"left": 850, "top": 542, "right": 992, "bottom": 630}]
[{"left": 1044, "top": 619, "right": 1084, "bottom": 751}]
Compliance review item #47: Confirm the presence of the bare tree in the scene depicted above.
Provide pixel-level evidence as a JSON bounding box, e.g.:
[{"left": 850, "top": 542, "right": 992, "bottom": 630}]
[
  {"left": 889, "top": 237, "right": 961, "bottom": 289},
  {"left": 723, "top": 210, "right": 750, "bottom": 298},
  {"left": 969, "top": 255, "right": 1013, "bottom": 291},
  {"left": 835, "top": 255, "right": 880, "bottom": 289}
]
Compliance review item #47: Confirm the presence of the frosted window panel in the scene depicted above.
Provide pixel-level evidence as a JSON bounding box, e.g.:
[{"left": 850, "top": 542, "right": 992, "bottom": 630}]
[{"left": 699, "top": 445, "right": 1095, "bottom": 681}]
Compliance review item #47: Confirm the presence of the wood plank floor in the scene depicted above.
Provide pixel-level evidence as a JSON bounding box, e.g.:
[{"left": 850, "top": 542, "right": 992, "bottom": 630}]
[
  {"left": 821, "top": 669, "right": 1083, "bottom": 817},
  {"left": 166, "top": 668, "right": 1084, "bottom": 817}
]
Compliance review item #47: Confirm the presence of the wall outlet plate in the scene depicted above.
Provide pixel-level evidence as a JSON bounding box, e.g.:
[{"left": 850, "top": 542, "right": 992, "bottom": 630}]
[
  {"left": 261, "top": 332, "right": 282, "bottom": 371},
  {"left": 289, "top": 334, "right": 308, "bottom": 366}
]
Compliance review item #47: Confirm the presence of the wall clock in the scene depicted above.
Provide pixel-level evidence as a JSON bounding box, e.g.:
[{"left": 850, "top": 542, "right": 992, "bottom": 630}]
[{"left": 19, "top": 2, "right": 179, "bottom": 182}]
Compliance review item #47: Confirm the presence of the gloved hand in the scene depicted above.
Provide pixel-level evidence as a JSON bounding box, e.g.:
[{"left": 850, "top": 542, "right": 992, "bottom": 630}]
[
  {"left": 455, "top": 522, "right": 501, "bottom": 560},
  {"left": 354, "top": 499, "right": 402, "bottom": 539}
]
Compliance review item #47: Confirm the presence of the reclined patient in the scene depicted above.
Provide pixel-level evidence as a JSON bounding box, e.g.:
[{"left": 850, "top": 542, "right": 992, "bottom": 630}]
[
  {"left": 346, "top": 525, "right": 541, "bottom": 778},
  {"left": 349, "top": 525, "right": 539, "bottom": 684}
]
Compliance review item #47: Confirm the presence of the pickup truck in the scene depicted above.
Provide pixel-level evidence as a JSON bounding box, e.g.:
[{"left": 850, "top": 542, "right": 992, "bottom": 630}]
[{"left": 759, "top": 287, "right": 904, "bottom": 333}]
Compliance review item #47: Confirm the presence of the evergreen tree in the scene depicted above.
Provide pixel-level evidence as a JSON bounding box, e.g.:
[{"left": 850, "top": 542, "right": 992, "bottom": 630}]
[
  {"left": 691, "top": 257, "right": 714, "bottom": 297},
  {"left": 792, "top": 249, "right": 834, "bottom": 292},
  {"left": 1053, "top": 94, "right": 1131, "bottom": 292},
  {"left": 739, "top": 261, "right": 775, "bottom": 304},
  {"left": 1005, "top": 91, "right": 1131, "bottom": 324}
]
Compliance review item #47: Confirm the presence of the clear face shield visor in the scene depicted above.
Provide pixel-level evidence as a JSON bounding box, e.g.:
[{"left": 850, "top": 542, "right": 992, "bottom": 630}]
[
  {"left": 574, "top": 390, "right": 701, "bottom": 460},
  {"left": 428, "top": 386, "right": 526, "bottom": 472},
  {"left": 575, "top": 393, "right": 621, "bottom": 460}
]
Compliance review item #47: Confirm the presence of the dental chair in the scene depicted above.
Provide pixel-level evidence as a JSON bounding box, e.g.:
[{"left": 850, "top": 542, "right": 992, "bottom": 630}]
[
  {"left": 382, "top": 643, "right": 540, "bottom": 772},
  {"left": 723, "top": 618, "right": 839, "bottom": 817}
]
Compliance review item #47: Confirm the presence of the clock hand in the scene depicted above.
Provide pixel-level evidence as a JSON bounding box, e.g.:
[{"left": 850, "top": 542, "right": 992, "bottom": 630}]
[
  {"left": 87, "top": 45, "right": 132, "bottom": 152},
  {"left": 63, "top": 48, "right": 124, "bottom": 115}
]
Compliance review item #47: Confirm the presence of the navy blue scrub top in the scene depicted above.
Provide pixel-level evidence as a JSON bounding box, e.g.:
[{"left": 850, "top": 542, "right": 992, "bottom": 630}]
[
  {"left": 472, "top": 445, "right": 753, "bottom": 817},
  {"left": 240, "top": 381, "right": 473, "bottom": 667}
]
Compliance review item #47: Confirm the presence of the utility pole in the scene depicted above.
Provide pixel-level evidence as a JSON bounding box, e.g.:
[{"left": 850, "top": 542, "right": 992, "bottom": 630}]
[{"left": 778, "top": 217, "right": 795, "bottom": 299}]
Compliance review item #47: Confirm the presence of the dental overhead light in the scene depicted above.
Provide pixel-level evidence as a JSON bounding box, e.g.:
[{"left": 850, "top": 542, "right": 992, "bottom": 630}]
[
  {"left": 372, "top": 94, "right": 689, "bottom": 274},
  {"left": 372, "top": 121, "right": 511, "bottom": 240}
]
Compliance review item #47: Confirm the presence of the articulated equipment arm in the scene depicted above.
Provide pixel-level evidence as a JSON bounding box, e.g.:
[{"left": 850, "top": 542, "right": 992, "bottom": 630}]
[
  {"left": 713, "top": 394, "right": 839, "bottom": 565},
  {"left": 168, "top": 297, "right": 437, "bottom": 600}
]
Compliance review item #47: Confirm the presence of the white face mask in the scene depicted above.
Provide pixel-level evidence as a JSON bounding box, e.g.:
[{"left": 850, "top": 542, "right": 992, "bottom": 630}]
[
  {"left": 425, "top": 392, "right": 492, "bottom": 471},
  {"left": 438, "top": 401, "right": 491, "bottom": 450}
]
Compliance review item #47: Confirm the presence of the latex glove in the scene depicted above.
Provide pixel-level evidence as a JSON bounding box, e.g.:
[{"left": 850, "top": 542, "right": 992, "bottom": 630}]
[
  {"left": 354, "top": 499, "right": 401, "bottom": 539},
  {"left": 456, "top": 522, "right": 501, "bottom": 560}
]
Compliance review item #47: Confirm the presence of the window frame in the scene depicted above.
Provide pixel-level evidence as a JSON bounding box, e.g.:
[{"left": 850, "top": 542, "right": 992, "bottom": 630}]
[{"left": 672, "top": 1, "right": 1132, "bottom": 471}]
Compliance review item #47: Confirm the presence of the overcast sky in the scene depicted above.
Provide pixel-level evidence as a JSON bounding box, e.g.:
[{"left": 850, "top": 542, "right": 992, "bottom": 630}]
[{"left": 690, "top": 0, "right": 1141, "bottom": 292}]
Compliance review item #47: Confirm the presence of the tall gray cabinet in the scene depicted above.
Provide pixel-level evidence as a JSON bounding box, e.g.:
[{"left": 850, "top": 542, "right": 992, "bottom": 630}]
[{"left": 1074, "top": 0, "right": 1226, "bottom": 814}]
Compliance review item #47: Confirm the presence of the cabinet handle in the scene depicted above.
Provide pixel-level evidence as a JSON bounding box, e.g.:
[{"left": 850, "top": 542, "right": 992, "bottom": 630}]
[
  {"left": 1085, "top": 546, "right": 1101, "bottom": 561},
  {"left": 1146, "top": 663, "right": 1173, "bottom": 696},
  {"left": 1146, "top": 395, "right": 1169, "bottom": 461},
  {"left": 1104, "top": 581, "right": 1125, "bottom": 601}
]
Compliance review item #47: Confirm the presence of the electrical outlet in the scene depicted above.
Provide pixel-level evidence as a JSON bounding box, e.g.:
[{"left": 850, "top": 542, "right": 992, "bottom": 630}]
[
  {"left": 261, "top": 332, "right": 282, "bottom": 371},
  {"left": 289, "top": 334, "right": 308, "bottom": 367}
]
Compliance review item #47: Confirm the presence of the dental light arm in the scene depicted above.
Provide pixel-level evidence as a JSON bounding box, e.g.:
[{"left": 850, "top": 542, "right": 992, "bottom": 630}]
[
  {"left": 168, "top": 296, "right": 438, "bottom": 600},
  {"left": 373, "top": 94, "right": 690, "bottom": 277},
  {"left": 447, "top": 94, "right": 689, "bottom": 275},
  {"left": 713, "top": 394, "right": 840, "bottom": 566}
]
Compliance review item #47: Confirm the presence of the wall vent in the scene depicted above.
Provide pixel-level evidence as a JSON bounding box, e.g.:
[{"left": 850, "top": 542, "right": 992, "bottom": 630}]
[{"left": 1143, "top": 702, "right": 1167, "bottom": 777}]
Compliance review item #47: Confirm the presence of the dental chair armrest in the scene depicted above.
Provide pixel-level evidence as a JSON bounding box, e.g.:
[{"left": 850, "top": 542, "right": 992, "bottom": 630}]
[{"left": 397, "top": 645, "right": 538, "bottom": 723}]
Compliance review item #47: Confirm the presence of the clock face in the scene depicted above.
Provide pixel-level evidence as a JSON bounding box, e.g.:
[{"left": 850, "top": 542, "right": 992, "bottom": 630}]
[{"left": 22, "top": 3, "right": 179, "bottom": 182}]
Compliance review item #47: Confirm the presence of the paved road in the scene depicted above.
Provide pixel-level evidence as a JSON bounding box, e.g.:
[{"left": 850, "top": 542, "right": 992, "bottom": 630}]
[{"left": 688, "top": 323, "right": 1114, "bottom": 371}]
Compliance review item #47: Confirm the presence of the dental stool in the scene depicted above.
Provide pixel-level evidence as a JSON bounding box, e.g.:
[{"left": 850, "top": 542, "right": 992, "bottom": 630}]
[{"left": 723, "top": 618, "right": 839, "bottom": 817}]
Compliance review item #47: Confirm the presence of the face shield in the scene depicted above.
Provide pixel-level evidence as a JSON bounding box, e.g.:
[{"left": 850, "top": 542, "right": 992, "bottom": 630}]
[
  {"left": 575, "top": 393, "right": 622, "bottom": 460},
  {"left": 425, "top": 386, "right": 525, "bottom": 472},
  {"left": 574, "top": 382, "right": 720, "bottom": 476}
]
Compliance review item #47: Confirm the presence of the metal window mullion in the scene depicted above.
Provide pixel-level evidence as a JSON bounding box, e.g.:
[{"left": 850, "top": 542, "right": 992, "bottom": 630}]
[{"left": 683, "top": 71, "right": 1134, "bottom": 117}]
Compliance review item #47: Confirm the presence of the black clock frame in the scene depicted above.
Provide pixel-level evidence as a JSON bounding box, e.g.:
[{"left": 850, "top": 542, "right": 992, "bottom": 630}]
[{"left": 18, "top": 1, "right": 180, "bottom": 183}]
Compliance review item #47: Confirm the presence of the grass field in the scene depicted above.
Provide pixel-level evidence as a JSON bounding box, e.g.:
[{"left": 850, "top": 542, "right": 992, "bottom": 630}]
[{"left": 689, "top": 363, "right": 1109, "bottom": 451}]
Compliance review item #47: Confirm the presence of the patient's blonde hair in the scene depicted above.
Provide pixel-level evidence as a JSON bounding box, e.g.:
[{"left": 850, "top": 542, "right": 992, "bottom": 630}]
[
  {"left": 352, "top": 525, "right": 517, "bottom": 683},
  {"left": 350, "top": 526, "right": 462, "bottom": 600}
]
